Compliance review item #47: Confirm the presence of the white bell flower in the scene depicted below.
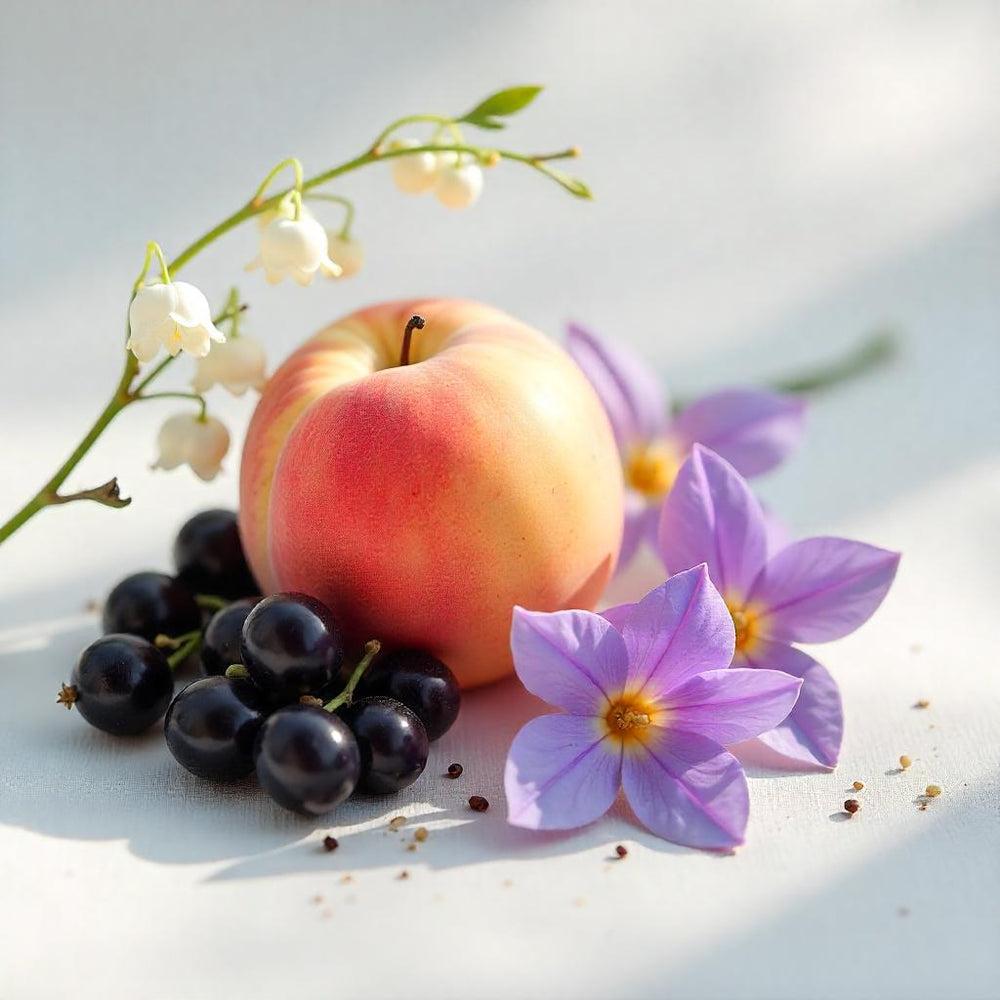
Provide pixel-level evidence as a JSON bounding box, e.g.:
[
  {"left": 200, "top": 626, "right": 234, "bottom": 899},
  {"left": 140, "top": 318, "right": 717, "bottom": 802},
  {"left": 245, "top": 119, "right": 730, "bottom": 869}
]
[
  {"left": 127, "top": 282, "right": 225, "bottom": 363},
  {"left": 191, "top": 336, "right": 267, "bottom": 396},
  {"left": 434, "top": 161, "right": 484, "bottom": 209},
  {"left": 389, "top": 138, "right": 438, "bottom": 194},
  {"left": 324, "top": 232, "right": 364, "bottom": 278},
  {"left": 246, "top": 213, "right": 341, "bottom": 286},
  {"left": 152, "top": 413, "right": 230, "bottom": 481}
]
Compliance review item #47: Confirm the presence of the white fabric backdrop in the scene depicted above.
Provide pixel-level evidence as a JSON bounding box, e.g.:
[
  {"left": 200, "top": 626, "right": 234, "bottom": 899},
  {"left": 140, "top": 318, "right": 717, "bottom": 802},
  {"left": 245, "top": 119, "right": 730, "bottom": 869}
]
[{"left": 1, "top": 2, "right": 998, "bottom": 998}]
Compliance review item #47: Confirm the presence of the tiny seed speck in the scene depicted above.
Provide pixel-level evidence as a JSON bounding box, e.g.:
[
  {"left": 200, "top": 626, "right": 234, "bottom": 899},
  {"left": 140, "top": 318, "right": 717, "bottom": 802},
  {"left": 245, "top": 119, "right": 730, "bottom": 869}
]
[
  {"left": 844, "top": 799, "right": 861, "bottom": 815},
  {"left": 414, "top": 827, "right": 428, "bottom": 842},
  {"left": 388, "top": 816, "right": 406, "bottom": 831},
  {"left": 925, "top": 784, "right": 942, "bottom": 798},
  {"left": 468, "top": 795, "right": 489, "bottom": 812},
  {"left": 615, "top": 844, "right": 628, "bottom": 859},
  {"left": 447, "top": 763, "right": 463, "bottom": 778},
  {"left": 899, "top": 755, "right": 912, "bottom": 769},
  {"left": 853, "top": 781, "right": 864, "bottom": 791},
  {"left": 915, "top": 698, "right": 930, "bottom": 709},
  {"left": 322, "top": 835, "right": 338, "bottom": 852}
]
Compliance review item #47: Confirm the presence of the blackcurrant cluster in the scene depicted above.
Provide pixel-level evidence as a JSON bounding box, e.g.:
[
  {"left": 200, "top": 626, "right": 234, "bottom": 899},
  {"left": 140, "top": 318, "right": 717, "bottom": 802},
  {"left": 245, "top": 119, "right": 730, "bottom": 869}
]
[{"left": 60, "top": 509, "right": 461, "bottom": 817}]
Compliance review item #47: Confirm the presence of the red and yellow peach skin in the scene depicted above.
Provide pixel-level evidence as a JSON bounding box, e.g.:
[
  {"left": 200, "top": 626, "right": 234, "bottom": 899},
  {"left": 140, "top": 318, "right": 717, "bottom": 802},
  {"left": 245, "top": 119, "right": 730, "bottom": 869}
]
[{"left": 239, "top": 299, "right": 623, "bottom": 688}]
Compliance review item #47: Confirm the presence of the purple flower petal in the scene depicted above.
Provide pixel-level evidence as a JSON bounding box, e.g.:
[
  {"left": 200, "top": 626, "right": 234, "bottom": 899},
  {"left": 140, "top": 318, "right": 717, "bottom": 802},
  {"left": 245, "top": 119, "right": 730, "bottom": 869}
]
[
  {"left": 619, "top": 492, "right": 659, "bottom": 570},
  {"left": 668, "top": 389, "right": 806, "bottom": 477},
  {"left": 750, "top": 537, "right": 901, "bottom": 643},
  {"left": 621, "top": 728, "right": 749, "bottom": 849},
  {"left": 511, "top": 606, "right": 629, "bottom": 716},
  {"left": 621, "top": 565, "right": 735, "bottom": 698},
  {"left": 762, "top": 504, "right": 791, "bottom": 556},
  {"left": 599, "top": 601, "right": 635, "bottom": 631},
  {"left": 665, "top": 668, "right": 802, "bottom": 746},
  {"left": 505, "top": 714, "right": 622, "bottom": 830},
  {"left": 737, "top": 640, "right": 843, "bottom": 769},
  {"left": 658, "top": 445, "right": 769, "bottom": 602},
  {"left": 566, "top": 322, "right": 668, "bottom": 450}
]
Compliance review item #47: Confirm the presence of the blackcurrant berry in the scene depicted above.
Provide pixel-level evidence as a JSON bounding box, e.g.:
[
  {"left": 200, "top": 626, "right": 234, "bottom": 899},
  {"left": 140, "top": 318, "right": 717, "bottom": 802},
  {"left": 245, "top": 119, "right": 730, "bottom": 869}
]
[
  {"left": 358, "top": 649, "right": 460, "bottom": 741},
  {"left": 165, "top": 676, "right": 266, "bottom": 781},
  {"left": 102, "top": 571, "right": 200, "bottom": 642},
  {"left": 173, "top": 508, "right": 258, "bottom": 599},
  {"left": 241, "top": 593, "right": 344, "bottom": 704},
  {"left": 254, "top": 705, "right": 360, "bottom": 815},
  {"left": 339, "top": 696, "right": 428, "bottom": 795},
  {"left": 200, "top": 597, "right": 260, "bottom": 676},
  {"left": 68, "top": 634, "right": 174, "bottom": 735}
]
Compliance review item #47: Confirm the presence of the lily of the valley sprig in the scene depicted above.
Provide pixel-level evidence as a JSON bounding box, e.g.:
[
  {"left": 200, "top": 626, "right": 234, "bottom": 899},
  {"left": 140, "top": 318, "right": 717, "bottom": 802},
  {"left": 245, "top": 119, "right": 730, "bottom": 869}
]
[{"left": 0, "top": 85, "right": 590, "bottom": 547}]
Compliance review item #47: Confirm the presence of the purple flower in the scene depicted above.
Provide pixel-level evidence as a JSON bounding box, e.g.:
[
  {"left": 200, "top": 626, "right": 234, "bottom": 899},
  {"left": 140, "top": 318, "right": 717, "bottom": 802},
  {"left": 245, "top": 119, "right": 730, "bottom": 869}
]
[
  {"left": 504, "top": 566, "right": 802, "bottom": 849},
  {"left": 653, "top": 445, "right": 900, "bottom": 770},
  {"left": 566, "top": 323, "right": 806, "bottom": 570}
]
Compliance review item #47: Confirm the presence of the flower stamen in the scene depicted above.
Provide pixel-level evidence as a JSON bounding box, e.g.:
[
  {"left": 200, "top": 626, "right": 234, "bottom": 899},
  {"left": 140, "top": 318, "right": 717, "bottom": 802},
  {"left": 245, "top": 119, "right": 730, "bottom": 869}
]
[{"left": 624, "top": 443, "right": 678, "bottom": 500}]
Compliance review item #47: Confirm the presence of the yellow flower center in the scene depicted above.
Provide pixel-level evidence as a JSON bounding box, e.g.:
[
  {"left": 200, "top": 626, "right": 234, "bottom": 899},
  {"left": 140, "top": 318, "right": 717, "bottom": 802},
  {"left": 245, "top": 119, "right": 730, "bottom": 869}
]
[
  {"left": 727, "top": 603, "right": 763, "bottom": 653},
  {"left": 604, "top": 694, "right": 659, "bottom": 746},
  {"left": 624, "top": 443, "right": 678, "bottom": 500}
]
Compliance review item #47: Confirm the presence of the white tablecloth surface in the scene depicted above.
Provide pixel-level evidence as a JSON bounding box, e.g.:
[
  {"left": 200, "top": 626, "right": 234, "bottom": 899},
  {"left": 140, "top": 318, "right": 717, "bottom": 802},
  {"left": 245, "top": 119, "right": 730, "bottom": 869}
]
[{"left": 1, "top": 3, "right": 998, "bottom": 998}]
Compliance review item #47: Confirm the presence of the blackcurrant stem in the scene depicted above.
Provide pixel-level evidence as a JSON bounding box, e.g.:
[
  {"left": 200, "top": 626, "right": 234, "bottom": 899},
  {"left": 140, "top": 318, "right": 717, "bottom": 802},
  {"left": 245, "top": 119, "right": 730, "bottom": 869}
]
[
  {"left": 323, "top": 640, "right": 381, "bottom": 712},
  {"left": 167, "top": 632, "right": 202, "bottom": 670},
  {"left": 195, "top": 594, "right": 230, "bottom": 612},
  {"left": 154, "top": 629, "right": 201, "bottom": 650},
  {"left": 398, "top": 316, "right": 425, "bottom": 367},
  {"left": 225, "top": 664, "right": 250, "bottom": 680}
]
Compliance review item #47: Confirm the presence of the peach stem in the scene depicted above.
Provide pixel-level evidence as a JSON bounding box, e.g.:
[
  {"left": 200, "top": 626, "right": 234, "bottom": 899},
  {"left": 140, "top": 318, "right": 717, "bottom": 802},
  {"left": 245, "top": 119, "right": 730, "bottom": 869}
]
[{"left": 399, "top": 315, "right": 426, "bottom": 367}]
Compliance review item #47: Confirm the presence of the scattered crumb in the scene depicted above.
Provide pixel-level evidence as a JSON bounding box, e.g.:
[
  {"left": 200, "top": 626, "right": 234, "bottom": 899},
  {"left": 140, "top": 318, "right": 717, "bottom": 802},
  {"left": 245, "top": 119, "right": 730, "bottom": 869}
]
[
  {"left": 615, "top": 844, "right": 628, "bottom": 859},
  {"left": 310, "top": 894, "right": 323, "bottom": 905},
  {"left": 388, "top": 816, "right": 407, "bottom": 831},
  {"left": 501, "top": 878, "right": 514, "bottom": 888},
  {"left": 925, "top": 784, "right": 942, "bottom": 798},
  {"left": 919, "top": 801, "right": 928, "bottom": 811},
  {"left": 414, "top": 826, "right": 428, "bottom": 842},
  {"left": 397, "top": 870, "right": 410, "bottom": 881},
  {"left": 914, "top": 698, "right": 930, "bottom": 709},
  {"left": 322, "top": 835, "right": 338, "bottom": 852},
  {"left": 844, "top": 799, "right": 861, "bottom": 815},
  {"left": 468, "top": 795, "right": 489, "bottom": 813},
  {"left": 83, "top": 598, "right": 101, "bottom": 613},
  {"left": 405, "top": 843, "right": 417, "bottom": 852},
  {"left": 447, "top": 762, "right": 464, "bottom": 779},
  {"left": 899, "top": 755, "right": 912, "bottom": 769},
  {"left": 572, "top": 897, "right": 586, "bottom": 908},
  {"left": 852, "top": 781, "right": 864, "bottom": 791},
  {"left": 339, "top": 874, "right": 354, "bottom": 885},
  {"left": 898, "top": 907, "right": 910, "bottom": 918}
]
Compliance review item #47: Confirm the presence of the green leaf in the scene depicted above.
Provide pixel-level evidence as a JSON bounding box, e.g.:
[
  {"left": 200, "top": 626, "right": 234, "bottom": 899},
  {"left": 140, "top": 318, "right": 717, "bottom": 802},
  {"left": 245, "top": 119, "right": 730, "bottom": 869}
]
[{"left": 459, "top": 85, "right": 543, "bottom": 128}]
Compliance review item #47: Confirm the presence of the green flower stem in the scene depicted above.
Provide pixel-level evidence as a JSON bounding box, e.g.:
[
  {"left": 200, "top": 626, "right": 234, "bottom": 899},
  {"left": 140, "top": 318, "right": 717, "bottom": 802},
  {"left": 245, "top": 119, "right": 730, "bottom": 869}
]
[
  {"left": 305, "top": 193, "right": 356, "bottom": 238},
  {"left": 323, "top": 640, "right": 381, "bottom": 712},
  {"left": 132, "top": 390, "right": 207, "bottom": 420},
  {"left": 369, "top": 113, "right": 453, "bottom": 151},
  {"left": 251, "top": 157, "right": 303, "bottom": 206},
  {"left": 0, "top": 112, "right": 591, "bottom": 548},
  {"left": 134, "top": 241, "right": 172, "bottom": 290},
  {"left": 769, "top": 329, "right": 898, "bottom": 395}
]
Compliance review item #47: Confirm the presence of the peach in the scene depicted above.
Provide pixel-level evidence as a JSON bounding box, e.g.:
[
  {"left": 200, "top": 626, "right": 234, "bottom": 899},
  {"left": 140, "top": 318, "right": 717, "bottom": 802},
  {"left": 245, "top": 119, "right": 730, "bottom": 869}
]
[{"left": 239, "top": 299, "right": 623, "bottom": 688}]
